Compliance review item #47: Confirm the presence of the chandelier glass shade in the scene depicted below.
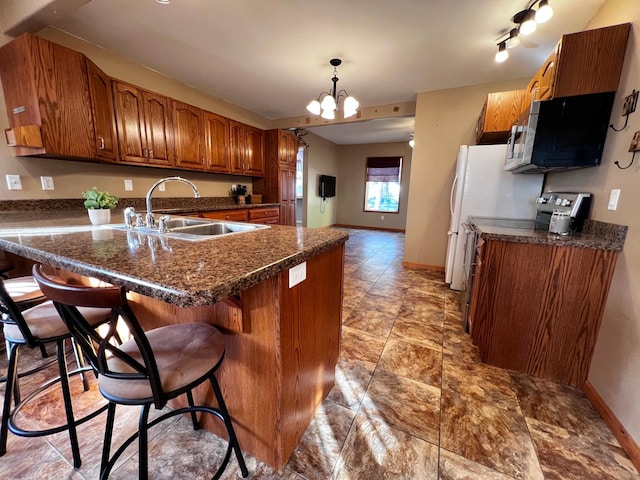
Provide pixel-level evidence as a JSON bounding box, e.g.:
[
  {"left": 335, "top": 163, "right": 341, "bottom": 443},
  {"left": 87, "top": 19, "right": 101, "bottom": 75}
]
[{"left": 306, "top": 59, "right": 359, "bottom": 119}]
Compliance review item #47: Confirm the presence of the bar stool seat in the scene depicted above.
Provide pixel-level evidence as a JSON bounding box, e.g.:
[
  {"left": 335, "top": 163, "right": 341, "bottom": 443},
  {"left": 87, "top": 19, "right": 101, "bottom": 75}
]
[
  {"left": 32, "top": 264, "right": 249, "bottom": 480},
  {"left": 2, "top": 276, "right": 46, "bottom": 306},
  {"left": 0, "top": 276, "right": 111, "bottom": 468}
]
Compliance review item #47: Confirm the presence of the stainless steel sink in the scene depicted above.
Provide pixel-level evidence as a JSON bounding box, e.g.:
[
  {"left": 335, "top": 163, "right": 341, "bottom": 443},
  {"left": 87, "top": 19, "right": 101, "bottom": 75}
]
[
  {"left": 171, "top": 222, "right": 259, "bottom": 236},
  {"left": 109, "top": 215, "right": 269, "bottom": 241}
]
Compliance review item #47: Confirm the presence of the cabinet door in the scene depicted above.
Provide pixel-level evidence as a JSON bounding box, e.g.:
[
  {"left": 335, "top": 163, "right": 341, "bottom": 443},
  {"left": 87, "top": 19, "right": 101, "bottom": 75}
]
[
  {"left": 173, "top": 100, "right": 204, "bottom": 170},
  {"left": 278, "top": 130, "right": 297, "bottom": 169},
  {"left": 142, "top": 91, "right": 174, "bottom": 166},
  {"left": 538, "top": 49, "right": 558, "bottom": 101},
  {"left": 201, "top": 209, "right": 248, "bottom": 221},
  {"left": 113, "top": 81, "right": 147, "bottom": 163},
  {"left": 86, "top": 60, "right": 117, "bottom": 161},
  {"left": 245, "top": 126, "right": 265, "bottom": 176},
  {"left": 203, "top": 112, "right": 230, "bottom": 173},
  {"left": 229, "top": 120, "right": 246, "bottom": 174},
  {"left": 279, "top": 170, "right": 296, "bottom": 226}
]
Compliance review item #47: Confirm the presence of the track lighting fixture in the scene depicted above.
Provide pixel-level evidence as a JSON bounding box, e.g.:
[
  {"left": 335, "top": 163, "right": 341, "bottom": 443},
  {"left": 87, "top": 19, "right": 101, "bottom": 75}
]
[
  {"left": 506, "top": 28, "right": 520, "bottom": 49},
  {"left": 495, "top": 42, "right": 509, "bottom": 63},
  {"left": 306, "top": 58, "right": 359, "bottom": 120},
  {"left": 494, "top": 0, "right": 554, "bottom": 61}
]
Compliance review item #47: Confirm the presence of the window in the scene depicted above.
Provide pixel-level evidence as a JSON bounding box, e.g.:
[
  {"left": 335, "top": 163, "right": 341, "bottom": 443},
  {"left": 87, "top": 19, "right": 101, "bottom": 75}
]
[{"left": 364, "top": 157, "right": 402, "bottom": 213}]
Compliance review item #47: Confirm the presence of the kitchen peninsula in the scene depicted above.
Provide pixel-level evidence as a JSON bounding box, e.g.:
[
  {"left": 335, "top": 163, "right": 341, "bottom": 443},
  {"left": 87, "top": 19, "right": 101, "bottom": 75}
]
[{"left": 0, "top": 206, "right": 348, "bottom": 470}]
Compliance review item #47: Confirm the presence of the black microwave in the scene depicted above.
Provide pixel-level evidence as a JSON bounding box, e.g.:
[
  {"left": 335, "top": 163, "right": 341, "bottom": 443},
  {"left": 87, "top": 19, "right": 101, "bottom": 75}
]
[{"left": 504, "top": 92, "right": 615, "bottom": 174}]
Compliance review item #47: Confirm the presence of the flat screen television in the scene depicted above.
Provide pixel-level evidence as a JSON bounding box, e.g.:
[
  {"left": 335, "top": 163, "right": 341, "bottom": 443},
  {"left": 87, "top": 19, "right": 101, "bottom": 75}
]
[{"left": 319, "top": 175, "right": 336, "bottom": 198}]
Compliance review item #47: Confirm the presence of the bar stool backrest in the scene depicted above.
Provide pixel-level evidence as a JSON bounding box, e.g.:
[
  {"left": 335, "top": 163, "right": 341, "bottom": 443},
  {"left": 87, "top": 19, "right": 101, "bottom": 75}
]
[
  {"left": 32, "top": 265, "right": 166, "bottom": 408},
  {"left": 0, "top": 279, "right": 38, "bottom": 347}
]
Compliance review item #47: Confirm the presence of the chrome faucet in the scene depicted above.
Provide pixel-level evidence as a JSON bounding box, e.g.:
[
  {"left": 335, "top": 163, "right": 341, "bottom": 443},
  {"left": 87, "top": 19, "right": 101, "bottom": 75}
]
[{"left": 145, "top": 176, "right": 200, "bottom": 229}]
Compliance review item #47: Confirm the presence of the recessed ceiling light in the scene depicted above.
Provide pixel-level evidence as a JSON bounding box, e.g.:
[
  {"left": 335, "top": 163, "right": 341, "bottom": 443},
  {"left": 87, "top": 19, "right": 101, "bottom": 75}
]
[{"left": 156, "top": 0, "right": 171, "bottom": 4}]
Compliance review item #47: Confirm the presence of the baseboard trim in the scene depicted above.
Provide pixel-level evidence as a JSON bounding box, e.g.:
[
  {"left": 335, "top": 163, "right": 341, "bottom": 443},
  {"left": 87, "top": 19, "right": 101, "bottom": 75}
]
[
  {"left": 401, "top": 261, "right": 445, "bottom": 272},
  {"left": 583, "top": 380, "right": 640, "bottom": 471},
  {"left": 333, "top": 224, "right": 405, "bottom": 233}
]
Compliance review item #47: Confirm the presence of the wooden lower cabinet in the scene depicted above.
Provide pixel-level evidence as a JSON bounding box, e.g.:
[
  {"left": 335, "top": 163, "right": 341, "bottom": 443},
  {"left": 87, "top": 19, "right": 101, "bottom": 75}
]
[
  {"left": 470, "top": 239, "right": 618, "bottom": 387},
  {"left": 191, "top": 207, "right": 279, "bottom": 224},
  {"left": 248, "top": 207, "right": 280, "bottom": 224},
  {"left": 200, "top": 209, "right": 248, "bottom": 222}
]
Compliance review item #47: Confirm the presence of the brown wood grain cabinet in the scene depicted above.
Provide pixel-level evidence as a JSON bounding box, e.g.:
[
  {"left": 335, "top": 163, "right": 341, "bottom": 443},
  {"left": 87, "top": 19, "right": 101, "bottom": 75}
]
[
  {"left": 203, "top": 111, "right": 230, "bottom": 173},
  {"left": 199, "top": 209, "right": 249, "bottom": 222},
  {"left": 520, "top": 23, "right": 630, "bottom": 114},
  {"left": 172, "top": 100, "right": 205, "bottom": 170},
  {"left": 113, "top": 81, "right": 175, "bottom": 167},
  {"left": 475, "top": 90, "right": 524, "bottom": 145},
  {"left": 230, "top": 120, "right": 265, "bottom": 176},
  {"left": 86, "top": 60, "right": 118, "bottom": 162},
  {"left": 0, "top": 32, "right": 97, "bottom": 158},
  {"left": 469, "top": 239, "right": 618, "bottom": 387},
  {"left": 253, "top": 129, "right": 297, "bottom": 225},
  {"left": 248, "top": 206, "right": 280, "bottom": 224}
]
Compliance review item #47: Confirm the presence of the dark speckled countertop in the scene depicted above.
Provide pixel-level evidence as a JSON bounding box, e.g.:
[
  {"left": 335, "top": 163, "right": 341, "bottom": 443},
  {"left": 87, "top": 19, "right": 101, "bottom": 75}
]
[
  {"left": 0, "top": 206, "right": 348, "bottom": 307},
  {"left": 472, "top": 218, "right": 627, "bottom": 252}
]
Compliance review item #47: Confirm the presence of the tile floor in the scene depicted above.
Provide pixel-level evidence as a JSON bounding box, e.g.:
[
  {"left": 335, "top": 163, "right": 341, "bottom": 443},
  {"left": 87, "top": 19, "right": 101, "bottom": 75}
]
[{"left": 1, "top": 228, "right": 639, "bottom": 479}]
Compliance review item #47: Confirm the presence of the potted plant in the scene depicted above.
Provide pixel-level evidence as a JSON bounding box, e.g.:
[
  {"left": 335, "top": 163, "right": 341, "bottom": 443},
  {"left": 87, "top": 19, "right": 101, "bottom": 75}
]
[
  {"left": 230, "top": 184, "right": 248, "bottom": 205},
  {"left": 82, "top": 187, "right": 119, "bottom": 225}
]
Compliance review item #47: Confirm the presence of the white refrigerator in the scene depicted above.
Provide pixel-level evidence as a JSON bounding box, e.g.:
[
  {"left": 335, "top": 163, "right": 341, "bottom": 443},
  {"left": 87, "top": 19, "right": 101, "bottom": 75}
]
[{"left": 445, "top": 145, "right": 544, "bottom": 291}]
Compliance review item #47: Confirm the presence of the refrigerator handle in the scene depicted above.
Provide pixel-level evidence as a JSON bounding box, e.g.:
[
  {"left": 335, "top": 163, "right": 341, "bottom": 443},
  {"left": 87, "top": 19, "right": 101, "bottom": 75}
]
[{"left": 449, "top": 171, "right": 459, "bottom": 217}]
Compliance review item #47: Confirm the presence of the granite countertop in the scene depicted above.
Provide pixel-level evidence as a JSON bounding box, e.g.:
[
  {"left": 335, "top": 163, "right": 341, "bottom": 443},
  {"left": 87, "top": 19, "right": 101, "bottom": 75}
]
[
  {"left": 474, "top": 219, "right": 627, "bottom": 252},
  {"left": 0, "top": 209, "right": 348, "bottom": 307}
]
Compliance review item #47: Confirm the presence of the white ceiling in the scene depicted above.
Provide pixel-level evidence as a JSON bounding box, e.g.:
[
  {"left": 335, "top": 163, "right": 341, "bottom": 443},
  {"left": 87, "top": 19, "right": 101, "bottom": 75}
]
[{"left": 37, "top": 0, "right": 607, "bottom": 144}]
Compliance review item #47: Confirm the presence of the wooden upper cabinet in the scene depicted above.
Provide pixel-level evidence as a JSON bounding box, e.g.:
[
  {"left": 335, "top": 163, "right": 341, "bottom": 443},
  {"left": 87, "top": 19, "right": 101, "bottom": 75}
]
[
  {"left": 552, "top": 23, "right": 630, "bottom": 98},
  {"left": 278, "top": 130, "right": 297, "bottom": 169},
  {"left": 203, "top": 111, "right": 230, "bottom": 173},
  {"left": 475, "top": 89, "right": 524, "bottom": 145},
  {"left": 172, "top": 100, "right": 204, "bottom": 170},
  {"left": 245, "top": 126, "right": 265, "bottom": 176},
  {"left": 229, "top": 120, "right": 264, "bottom": 176},
  {"left": 537, "top": 48, "right": 558, "bottom": 101},
  {"left": 522, "top": 23, "right": 630, "bottom": 115},
  {"left": 0, "top": 33, "right": 95, "bottom": 158},
  {"left": 86, "top": 60, "right": 118, "bottom": 162},
  {"left": 113, "top": 81, "right": 174, "bottom": 166},
  {"left": 229, "top": 120, "right": 246, "bottom": 174}
]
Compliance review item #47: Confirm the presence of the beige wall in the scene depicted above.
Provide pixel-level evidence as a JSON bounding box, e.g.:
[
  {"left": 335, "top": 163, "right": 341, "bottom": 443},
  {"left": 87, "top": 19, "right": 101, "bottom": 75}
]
[
  {"left": 544, "top": 0, "right": 640, "bottom": 444},
  {"left": 336, "top": 142, "right": 412, "bottom": 230},
  {"left": 0, "top": 27, "right": 273, "bottom": 201},
  {"left": 403, "top": 78, "right": 529, "bottom": 267},
  {"left": 304, "top": 132, "right": 339, "bottom": 228}
]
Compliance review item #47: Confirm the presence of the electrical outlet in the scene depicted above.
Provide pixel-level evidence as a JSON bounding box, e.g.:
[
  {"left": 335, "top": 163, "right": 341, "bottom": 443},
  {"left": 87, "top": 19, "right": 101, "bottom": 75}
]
[
  {"left": 40, "top": 176, "right": 54, "bottom": 190},
  {"left": 608, "top": 189, "right": 621, "bottom": 210},
  {"left": 6, "top": 175, "right": 22, "bottom": 190},
  {"left": 158, "top": 183, "right": 165, "bottom": 191},
  {"left": 124, "top": 179, "right": 133, "bottom": 191},
  {"left": 380, "top": 215, "right": 385, "bottom": 221},
  {"left": 622, "top": 90, "right": 639, "bottom": 116},
  {"left": 289, "top": 262, "right": 307, "bottom": 288}
]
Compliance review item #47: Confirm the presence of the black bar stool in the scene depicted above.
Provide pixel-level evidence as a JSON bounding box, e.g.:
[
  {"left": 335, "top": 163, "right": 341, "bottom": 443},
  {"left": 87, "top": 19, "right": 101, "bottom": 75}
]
[
  {"left": 33, "top": 264, "right": 249, "bottom": 480},
  {"left": 0, "top": 274, "right": 111, "bottom": 468}
]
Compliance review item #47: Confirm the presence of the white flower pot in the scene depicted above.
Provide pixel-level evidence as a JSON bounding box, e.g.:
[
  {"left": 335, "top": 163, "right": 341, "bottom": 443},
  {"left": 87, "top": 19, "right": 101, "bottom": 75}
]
[{"left": 87, "top": 209, "right": 111, "bottom": 226}]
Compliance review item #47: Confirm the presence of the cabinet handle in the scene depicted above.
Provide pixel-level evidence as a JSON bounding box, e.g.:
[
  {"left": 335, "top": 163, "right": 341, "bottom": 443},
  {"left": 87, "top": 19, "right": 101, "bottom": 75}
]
[
  {"left": 148, "top": 148, "right": 154, "bottom": 158},
  {"left": 98, "top": 136, "right": 105, "bottom": 150},
  {"left": 143, "top": 148, "right": 148, "bottom": 157}
]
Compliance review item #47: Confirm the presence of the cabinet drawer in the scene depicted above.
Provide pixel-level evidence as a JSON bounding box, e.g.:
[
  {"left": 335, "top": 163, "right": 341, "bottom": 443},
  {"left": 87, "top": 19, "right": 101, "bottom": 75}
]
[
  {"left": 250, "top": 217, "right": 279, "bottom": 225},
  {"left": 248, "top": 207, "right": 279, "bottom": 220},
  {"left": 201, "top": 209, "right": 248, "bottom": 221}
]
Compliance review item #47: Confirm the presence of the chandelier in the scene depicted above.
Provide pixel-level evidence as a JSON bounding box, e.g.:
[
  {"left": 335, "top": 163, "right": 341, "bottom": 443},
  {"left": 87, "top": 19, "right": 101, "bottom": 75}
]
[{"left": 306, "top": 59, "right": 359, "bottom": 120}]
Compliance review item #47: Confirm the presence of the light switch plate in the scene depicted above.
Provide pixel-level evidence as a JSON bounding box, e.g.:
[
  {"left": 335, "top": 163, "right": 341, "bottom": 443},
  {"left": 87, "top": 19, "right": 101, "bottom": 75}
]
[
  {"left": 40, "top": 176, "right": 54, "bottom": 190},
  {"left": 6, "top": 175, "right": 22, "bottom": 190},
  {"left": 289, "top": 262, "right": 307, "bottom": 288},
  {"left": 608, "top": 189, "right": 621, "bottom": 210}
]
